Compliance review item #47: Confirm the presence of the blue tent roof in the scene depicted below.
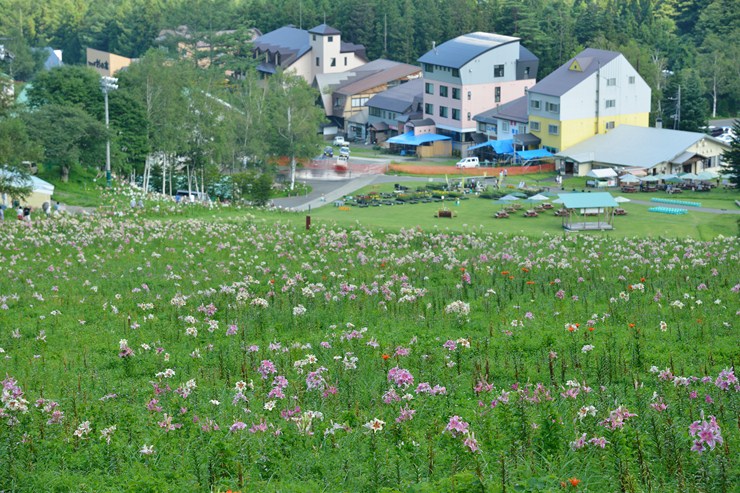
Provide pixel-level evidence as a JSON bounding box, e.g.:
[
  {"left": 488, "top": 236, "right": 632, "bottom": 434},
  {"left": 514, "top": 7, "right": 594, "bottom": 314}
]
[
  {"left": 468, "top": 139, "right": 514, "bottom": 154},
  {"left": 516, "top": 149, "right": 553, "bottom": 160},
  {"left": 386, "top": 131, "right": 451, "bottom": 146}
]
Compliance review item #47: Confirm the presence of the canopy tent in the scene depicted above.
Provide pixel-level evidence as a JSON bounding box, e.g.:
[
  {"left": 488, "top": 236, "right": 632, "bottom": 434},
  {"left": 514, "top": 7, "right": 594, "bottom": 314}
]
[
  {"left": 529, "top": 193, "right": 550, "bottom": 201},
  {"left": 468, "top": 139, "right": 514, "bottom": 154},
  {"left": 386, "top": 131, "right": 452, "bottom": 146},
  {"left": 680, "top": 172, "right": 699, "bottom": 181},
  {"left": 619, "top": 174, "right": 640, "bottom": 184},
  {"left": 640, "top": 175, "right": 661, "bottom": 182},
  {"left": 696, "top": 170, "right": 719, "bottom": 181},
  {"left": 499, "top": 194, "right": 521, "bottom": 201},
  {"left": 516, "top": 149, "right": 553, "bottom": 162},
  {"left": 614, "top": 196, "right": 631, "bottom": 203},
  {"left": 586, "top": 168, "right": 618, "bottom": 179}
]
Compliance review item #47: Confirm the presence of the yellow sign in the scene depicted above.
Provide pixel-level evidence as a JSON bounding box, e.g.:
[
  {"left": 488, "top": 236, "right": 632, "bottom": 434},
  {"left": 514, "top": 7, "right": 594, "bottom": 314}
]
[{"left": 569, "top": 59, "right": 583, "bottom": 72}]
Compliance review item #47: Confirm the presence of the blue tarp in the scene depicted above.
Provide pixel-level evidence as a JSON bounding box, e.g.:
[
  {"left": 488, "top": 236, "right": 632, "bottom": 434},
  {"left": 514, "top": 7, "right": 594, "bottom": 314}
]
[
  {"left": 516, "top": 149, "right": 553, "bottom": 160},
  {"left": 468, "top": 139, "right": 514, "bottom": 154},
  {"left": 386, "top": 131, "right": 452, "bottom": 146}
]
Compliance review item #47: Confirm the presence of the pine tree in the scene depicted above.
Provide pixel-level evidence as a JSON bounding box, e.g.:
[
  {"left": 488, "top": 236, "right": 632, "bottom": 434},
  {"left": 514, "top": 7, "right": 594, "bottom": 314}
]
[{"left": 720, "top": 120, "right": 740, "bottom": 190}]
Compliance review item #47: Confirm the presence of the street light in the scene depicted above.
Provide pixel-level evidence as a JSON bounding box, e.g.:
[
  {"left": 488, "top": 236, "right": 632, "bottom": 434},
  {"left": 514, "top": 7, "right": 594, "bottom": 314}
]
[{"left": 100, "top": 76, "right": 118, "bottom": 187}]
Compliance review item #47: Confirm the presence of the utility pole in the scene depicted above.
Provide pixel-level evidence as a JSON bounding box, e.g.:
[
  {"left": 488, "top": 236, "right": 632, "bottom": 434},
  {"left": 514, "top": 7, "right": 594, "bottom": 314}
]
[
  {"left": 100, "top": 76, "right": 119, "bottom": 187},
  {"left": 673, "top": 85, "right": 681, "bottom": 130}
]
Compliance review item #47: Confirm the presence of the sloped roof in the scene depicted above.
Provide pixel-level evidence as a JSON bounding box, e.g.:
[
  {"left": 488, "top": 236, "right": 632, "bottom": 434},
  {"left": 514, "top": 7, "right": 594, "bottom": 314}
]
[
  {"left": 530, "top": 48, "right": 621, "bottom": 97},
  {"left": 558, "top": 192, "right": 618, "bottom": 209},
  {"left": 474, "top": 96, "right": 528, "bottom": 124},
  {"left": 309, "top": 24, "right": 341, "bottom": 35},
  {"left": 366, "top": 78, "right": 423, "bottom": 112},
  {"left": 334, "top": 59, "right": 421, "bottom": 96},
  {"left": 252, "top": 26, "right": 311, "bottom": 65},
  {"left": 418, "top": 32, "right": 520, "bottom": 69},
  {"left": 556, "top": 125, "right": 729, "bottom": 169}
]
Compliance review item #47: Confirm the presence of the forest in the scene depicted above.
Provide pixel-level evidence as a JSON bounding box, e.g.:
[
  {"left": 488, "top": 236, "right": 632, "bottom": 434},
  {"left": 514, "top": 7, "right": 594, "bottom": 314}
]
[
  {"left": 0, "top": 0, "right": 738, "bottom": 194},
  {"left": 1, "top": 0, "right": 738, "bottom": 117}
]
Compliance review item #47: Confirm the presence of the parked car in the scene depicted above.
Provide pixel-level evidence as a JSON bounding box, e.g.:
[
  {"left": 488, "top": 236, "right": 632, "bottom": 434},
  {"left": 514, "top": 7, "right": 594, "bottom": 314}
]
[
  {"left": 455, "top": 157, "right": 480, "bottom": 168},
  {"left": 339, "top": 146, "right": 350, "bottom": 158},
  {"left": 323, "top": 146, "right": 334, "bottom": 157},
  {"left": 333, "top": 136, "right": 347, "bottom": 146}
]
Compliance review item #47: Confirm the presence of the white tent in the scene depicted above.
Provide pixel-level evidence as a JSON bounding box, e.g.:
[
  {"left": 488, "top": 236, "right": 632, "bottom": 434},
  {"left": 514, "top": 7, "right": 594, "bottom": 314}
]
[
  {"left": 0, "top": 169, "right": 55, "bottom": 208},
  {"left": 586, "top": 168, "right": 618, "bottom": 179}
]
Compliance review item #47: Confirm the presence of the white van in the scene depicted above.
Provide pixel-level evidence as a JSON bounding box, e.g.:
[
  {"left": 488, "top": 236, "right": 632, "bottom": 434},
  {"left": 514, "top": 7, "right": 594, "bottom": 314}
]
[{"left": 456, "top": 157, "right": 479, "bottom": 168}]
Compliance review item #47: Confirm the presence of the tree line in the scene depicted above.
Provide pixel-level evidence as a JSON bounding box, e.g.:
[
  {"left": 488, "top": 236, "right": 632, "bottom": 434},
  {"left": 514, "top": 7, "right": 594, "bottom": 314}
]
[{"left": 1, "top": 0, "right": 738, "bottom": 118}]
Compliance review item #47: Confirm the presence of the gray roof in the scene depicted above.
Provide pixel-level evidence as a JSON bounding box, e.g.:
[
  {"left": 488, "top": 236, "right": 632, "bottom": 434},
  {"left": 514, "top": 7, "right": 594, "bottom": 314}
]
[
  {"left": 309, "top": 24, "right": 341, "bottom": 35},
  {"left": 418, "top": 32, "right": 520, "bottom": 69},
  {"left": 253, "top": 26, "right": 311, "bottom": 66},
  {"left": 366, "top": 78, "right": 424, "bottom": 113},
  {"left": 333, "top": 59, "right": 421, "bottom": 96},
  {"left": 474, "top": 96, "right": 528, "bottom": 124},
  {"left": 556, "top": 125, "right": 729, "bottom": 169},
  {"left": 409, "top": 118, "right": 435, "bottom": 126},
  {"left": 530, "top": 48, "right": 621, "bottom": 97}
]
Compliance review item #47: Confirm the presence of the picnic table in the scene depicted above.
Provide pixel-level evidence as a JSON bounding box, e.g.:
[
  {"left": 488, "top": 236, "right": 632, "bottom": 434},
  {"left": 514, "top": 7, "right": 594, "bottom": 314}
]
[
  {"left": 494, "top": 211, "right": 509, "bottom": 219},
  {"left": 523, "top": 210, "right": 539, "bottom": 217}
]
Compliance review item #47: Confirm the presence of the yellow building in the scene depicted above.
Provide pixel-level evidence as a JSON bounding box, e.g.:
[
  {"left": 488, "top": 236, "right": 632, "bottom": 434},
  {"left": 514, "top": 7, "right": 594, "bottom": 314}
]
[
  {"left": 527, "top": 48, "right": 651, "bottom": 154},
  {"left": 86, "top": 48, "right": 133, "bottom": 77}
]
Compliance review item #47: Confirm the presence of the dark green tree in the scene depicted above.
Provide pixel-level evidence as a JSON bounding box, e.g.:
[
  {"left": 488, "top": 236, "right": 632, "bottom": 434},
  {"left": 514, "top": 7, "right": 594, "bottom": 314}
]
[
  {"left": 251, "top": 171, "right": 273, "bottom": 205},
  {"left": 21, "top": 104, "right": 107, "bottom": 181},
  {"left": 0, "top": 164, "right": 33, "bottom": 204},
  {"left": 720, "top": 120, "right": 740, "bottom": 190},
  {"left": 27, "top": 65, "right": 103, "bottom": 118},
  {"left": 0, "top": 117, "right": 43, "bottom": 167}
]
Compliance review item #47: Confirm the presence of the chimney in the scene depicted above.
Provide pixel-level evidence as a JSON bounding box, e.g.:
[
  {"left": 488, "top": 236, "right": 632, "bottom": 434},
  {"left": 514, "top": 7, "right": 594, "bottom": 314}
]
[
  {"left": 433, "top": 41, "right": 437, "bottom": 54},
  {"left": 655, "top": 117, "right": 663, "bottom": 129}
]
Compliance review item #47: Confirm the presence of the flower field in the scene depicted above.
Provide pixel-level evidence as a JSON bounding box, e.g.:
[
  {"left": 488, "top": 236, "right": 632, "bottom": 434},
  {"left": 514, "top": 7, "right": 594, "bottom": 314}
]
[{"left": 0, "top": 214, "right": 738, "bottom": 492}]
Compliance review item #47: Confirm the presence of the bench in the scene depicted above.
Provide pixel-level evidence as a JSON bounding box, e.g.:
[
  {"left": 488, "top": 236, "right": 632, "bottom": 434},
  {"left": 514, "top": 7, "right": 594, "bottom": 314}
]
[{"left": 437, "top": 210, "right": 454, "bottom": 218}]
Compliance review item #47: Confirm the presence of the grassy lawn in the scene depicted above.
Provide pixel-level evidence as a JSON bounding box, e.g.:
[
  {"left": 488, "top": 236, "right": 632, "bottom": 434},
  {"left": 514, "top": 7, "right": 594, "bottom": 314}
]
[
  {"left": 308, "top": 194, "right": 739, "bottom": 239},
  {"left": 37, "top": 165, "right": 108, "bottom": 207}
]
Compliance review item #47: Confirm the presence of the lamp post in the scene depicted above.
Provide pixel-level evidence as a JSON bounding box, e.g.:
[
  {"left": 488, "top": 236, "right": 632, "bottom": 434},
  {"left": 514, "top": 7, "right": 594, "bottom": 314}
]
[{"left": 100, "top": 76, "right": 118, "bottom": 187}]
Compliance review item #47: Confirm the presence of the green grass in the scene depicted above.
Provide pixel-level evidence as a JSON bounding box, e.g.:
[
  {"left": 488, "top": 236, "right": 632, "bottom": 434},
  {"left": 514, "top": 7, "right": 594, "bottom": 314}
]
[
  {"left": 309, "top": 195, "right": 739, "bottom": 239},
  {"left": 37, "top": 164, "right": 107, "bottom": 207}
]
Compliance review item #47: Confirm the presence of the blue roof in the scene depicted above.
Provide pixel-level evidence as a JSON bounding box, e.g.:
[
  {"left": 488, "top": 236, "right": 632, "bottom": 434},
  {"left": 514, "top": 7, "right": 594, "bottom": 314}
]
[
  {"left": 418, "top": 32, "right": 519, "bottom": 69},
  {"left": 558, "top": 192, "right": 618, "bottom": 209},
  {"left": 468, "top": 139, "right": 514, "bottom": 154},
  {"left": 386, "top": 131, "right": 451, "bottom": 146},
  {"left": 516, "top": 149, "right": 553, "bottom": 160}
]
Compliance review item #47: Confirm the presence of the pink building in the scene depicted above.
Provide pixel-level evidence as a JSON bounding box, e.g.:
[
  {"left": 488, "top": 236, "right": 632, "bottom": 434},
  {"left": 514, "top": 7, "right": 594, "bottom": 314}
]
[{"left": 417, "top": 32, "right": 538, "bottom": 154}]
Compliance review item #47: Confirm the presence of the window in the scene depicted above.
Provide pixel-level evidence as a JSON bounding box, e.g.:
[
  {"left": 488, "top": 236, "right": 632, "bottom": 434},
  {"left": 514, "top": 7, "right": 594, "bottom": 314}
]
[
  {"left": 606, "top": 78, "right": 616, "bottom": 86},
  {"left": 605, "top": 99, "right": 616, "bottom": 108},
  {"left": 543, "top": 145, "right": 558, "bottom": 153},
  {"left": 530, "top": 99, "right": 541, "bottom": 110},
  {"left": 502, "top": 122, "right": 510, "bottom": 132},
  {"left": 328, "top": 36, "right": 333, "bottom": 42},
  {"left": 344, "top": 57, "right": 348, "bottom": 66},
  {"left": 606, "top": 121, "right": 615, "bottom": 130},
  {"left": 315, "top": 57, "right": 320, "bottom": 67},
  {"left": 467, "top": 112, "right": 471, "bottom": 121},
  {"left": 439, "top": 85, "right": 448, "bottom": 97},
  {"left": 425, "top": 83, "right": 434, "bottom": 94},
  {"left": 425, "top": 103, "right": 433, "bottom": 115},
  {"left": 452, "top": 68, "right": 459, "bottom": 78},
  {"left": 452, "top": 88, "right": 461, "bottom": 100},
  {"left": 331, "top": 58, "right": 336, "bottom": 67},
  {"left": 423, "top": 63, "right": 434, "bottom": 73},
  {"left": 494, "top": 64, "right": 504, "bottom": 77},
  {"left": 452, "top": 108, "right": 460, "bottom": 120},
  {"left": 530, "top": 121, "right": 540, "bottom": 131},
  {"left": 312, "top": 34, "right": 316, "bottom": 41},
  {"left": 494, "top": 87, "right": 501, "bottom": 103},
  {"left": 439, "top": 106, "right": 448, "bottom": 118},
  {"left": 524, "top": 67, "right": 530, "bottom": 78},
  {"left": 545, "top": 102, "right": 559, "bottom": 113},
  {"left": 518, "top": 124, "right": 526, "bottom": 135},
  {"left": 548, "top": 124, "right": 559, "bottom": 135},
  {"left": 467, "top": 91, "right": 471, "bottom": 101},
  {"left": 351, "top": 97, "right": 369, "bottom": 108},
  {"left": 628, "top": 76, "right": 635, "bottom": 84},
  {"left": 369, "top": 107, "right": 382, "bottom": 117}
]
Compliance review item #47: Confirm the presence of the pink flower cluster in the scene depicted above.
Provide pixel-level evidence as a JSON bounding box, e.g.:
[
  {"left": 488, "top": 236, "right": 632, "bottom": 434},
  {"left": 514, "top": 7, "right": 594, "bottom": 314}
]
[
  {"left": 387, "top": 367, "right": 414, "bottom": 388},
  {"left": 689, "top": 414, "right": 723, "bottom": 454},
  {"left": 599, "top": 405, "right": 637, "bottom": 430}
]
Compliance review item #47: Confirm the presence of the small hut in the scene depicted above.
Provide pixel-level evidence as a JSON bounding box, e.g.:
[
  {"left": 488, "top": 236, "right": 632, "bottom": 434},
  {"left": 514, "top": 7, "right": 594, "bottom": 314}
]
[{"left": 558, "top": 192, "right": 618, "bottom": 231}]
